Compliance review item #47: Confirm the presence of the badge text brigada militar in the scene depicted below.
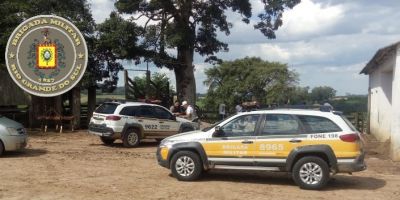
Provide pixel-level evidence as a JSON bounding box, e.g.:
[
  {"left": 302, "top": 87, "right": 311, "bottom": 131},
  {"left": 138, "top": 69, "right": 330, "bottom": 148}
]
[{"left": 5, "top": 15, "right": 88, "bottom": 97}]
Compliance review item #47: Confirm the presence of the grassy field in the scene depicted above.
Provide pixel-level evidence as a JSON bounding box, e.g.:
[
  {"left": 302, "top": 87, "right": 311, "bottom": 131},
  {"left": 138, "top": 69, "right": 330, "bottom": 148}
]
[{"left": 80, "top": 94, "right": 125, "bottom": 105}]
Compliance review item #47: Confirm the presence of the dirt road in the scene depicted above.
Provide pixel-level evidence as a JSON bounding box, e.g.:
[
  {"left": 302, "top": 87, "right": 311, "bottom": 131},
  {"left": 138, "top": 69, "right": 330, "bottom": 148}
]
[{"left": 1, "top": 131, "right": 399, "bottom": 200}]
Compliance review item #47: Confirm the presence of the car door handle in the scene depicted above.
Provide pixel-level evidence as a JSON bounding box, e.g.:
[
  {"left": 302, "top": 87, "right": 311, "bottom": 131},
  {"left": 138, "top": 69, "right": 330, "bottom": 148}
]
[
  {"left": 159, "top": 121, "right": 164, "bottom": 124},
  {"left": 138, "top": 119, "right": 143, "bottom": 122},
  {"left": 242, "top": 140, "right": 253, "bottom": 144},
  {"left": 289, "top": 139, "right": 302, "bottom": 143}
]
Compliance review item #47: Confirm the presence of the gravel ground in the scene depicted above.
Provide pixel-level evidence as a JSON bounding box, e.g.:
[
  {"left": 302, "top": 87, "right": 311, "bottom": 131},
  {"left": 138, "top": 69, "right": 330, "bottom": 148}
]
[{"left": 0, "top": 131, "right": 399, "bottom": 200}]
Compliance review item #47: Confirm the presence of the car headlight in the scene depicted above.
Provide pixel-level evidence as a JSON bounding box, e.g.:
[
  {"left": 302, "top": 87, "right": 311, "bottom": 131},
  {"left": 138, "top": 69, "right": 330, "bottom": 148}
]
[
  {"left": 160, "top": 140, "right": 177, "bottom": 148},
  {"left": 7, "top": 127, "right": 20, "bottom": 136}
]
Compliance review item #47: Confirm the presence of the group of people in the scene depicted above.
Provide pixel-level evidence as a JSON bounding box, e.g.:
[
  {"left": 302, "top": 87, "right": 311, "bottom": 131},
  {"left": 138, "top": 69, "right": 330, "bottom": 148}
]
[
  {"left": 169, "top": 100, "right": 261, "bottom": 121},
  {"left": 169, "top": 100, "right": 196, "bottom": 120}
]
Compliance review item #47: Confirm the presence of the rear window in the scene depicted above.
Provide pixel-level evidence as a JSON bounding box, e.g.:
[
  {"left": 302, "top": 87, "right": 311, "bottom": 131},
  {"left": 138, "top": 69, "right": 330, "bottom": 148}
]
[
  {"left": 95, "top": 103, "right": 119, "bottom": 114},
  {"left": 340, "top": 115, "right": 358, "bottom": 132},
  {"left": 297, "top": 115, "right": 342, "bottom": 133},
  {"left": 119, "top": 106, "right": 139, "bottom": 116}
]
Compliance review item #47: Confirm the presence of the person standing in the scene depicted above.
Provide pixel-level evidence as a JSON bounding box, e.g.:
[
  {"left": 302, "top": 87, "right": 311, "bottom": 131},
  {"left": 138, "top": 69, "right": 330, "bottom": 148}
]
[
  {"left": 170, "top": 101, "right": 182, "bottom": 115},
  {"left": 235, "top": 102, "right": 243, "bottom": 113},
  {"left": 182, "top": 101, "right": 197, "bottom": 121}
]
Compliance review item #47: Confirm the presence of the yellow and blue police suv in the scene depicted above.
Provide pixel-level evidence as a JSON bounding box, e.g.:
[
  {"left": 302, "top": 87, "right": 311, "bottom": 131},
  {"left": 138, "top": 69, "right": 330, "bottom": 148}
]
[{"left": 157, "top": 109, "right": 366, "bottom": 190}]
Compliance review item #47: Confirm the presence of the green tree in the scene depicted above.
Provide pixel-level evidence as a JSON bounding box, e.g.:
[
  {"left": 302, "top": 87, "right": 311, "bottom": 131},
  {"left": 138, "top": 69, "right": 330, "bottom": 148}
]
[
  {"left": 286, "top": 86, "right": 310, "bottom": 105},
  {"left": 203, "top": 57, "right": 298, "bottom": 111},
  {"left": 331, "top": 95, "right": 367, "bottom": 114},
  {"left": 113, "top": 0, "right": 300, "bottom": 104},
  {"left": 128, "top": 72, "right": 173, "bottom": 107},
  {"left": 310, "top": 86, "right": 337, "bottom": 104}
]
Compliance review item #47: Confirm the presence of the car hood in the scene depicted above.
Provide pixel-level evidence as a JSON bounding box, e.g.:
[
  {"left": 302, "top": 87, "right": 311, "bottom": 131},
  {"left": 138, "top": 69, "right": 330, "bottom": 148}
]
[
  {"left": 176, "top": 117, "right": 190, "bottom": 123},
  {"left": 0, "top": 116, "right": 23, "bottom": 128},
  {"left": 163, "top": 130, "right": 210, "bottom": 142}
]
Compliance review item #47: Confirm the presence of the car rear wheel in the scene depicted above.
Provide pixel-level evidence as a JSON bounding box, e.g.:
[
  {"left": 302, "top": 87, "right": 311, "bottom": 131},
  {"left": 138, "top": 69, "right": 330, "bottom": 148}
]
[
  {"left": 100, "top": 137, "right": 115, "bottom": 145},
  {"left": 292, "top": 156, "right": 330, "bottom": 190},
  {"left": 170, "top": 151, "right": 202, "bottom": 181},
  {"left": 122, "top": 129, "right": 140, "bottom": 147}
]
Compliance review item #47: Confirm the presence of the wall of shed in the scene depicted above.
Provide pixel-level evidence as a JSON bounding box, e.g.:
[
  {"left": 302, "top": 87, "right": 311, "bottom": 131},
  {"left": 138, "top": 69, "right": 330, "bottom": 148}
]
[
  {"left": 368, "top": 55, "right": 394, "bottom": 142},
  {"left": 391, "top": 48, "right": 400, "bottom": 161},
  {"left": 0, "top": 69, "right": 31, "bottom": 105}
]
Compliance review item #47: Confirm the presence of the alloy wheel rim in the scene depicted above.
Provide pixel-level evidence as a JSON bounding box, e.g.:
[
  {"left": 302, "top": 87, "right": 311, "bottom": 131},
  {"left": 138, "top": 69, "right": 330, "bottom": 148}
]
[
  {"left": 299, "top": 162, "right": 323, "bottom": 185},
  {"left": 128, "top": 132, "right": 138, "bottom": 145},
  {"left": 175, "top": 156, "right": 195, "bottom": 177}
]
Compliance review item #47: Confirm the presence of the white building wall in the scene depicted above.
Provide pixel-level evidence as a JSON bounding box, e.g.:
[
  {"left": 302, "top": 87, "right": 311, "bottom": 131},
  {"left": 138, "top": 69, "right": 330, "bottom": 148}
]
[
  {"left": 391, "top": 48, "right": 400, "bottom": 161},
  {"left": 369, "top": 55, "right": 394, "bottom": 141}
]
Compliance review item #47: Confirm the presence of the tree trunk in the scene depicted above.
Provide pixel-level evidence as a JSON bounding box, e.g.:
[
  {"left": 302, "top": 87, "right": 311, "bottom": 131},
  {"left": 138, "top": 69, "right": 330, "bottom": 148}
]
[
  {"left": 175, "top": 46, "right": 196, "bottom": 105},
  {"left": 174, "top": 1, "right": 196, "bottom": 105},
  {"left": 71, "top": 86, "right": 81, "bottom": 129},
  {"left": 87, "top": 86, "right": 96, "bottom": 125}
]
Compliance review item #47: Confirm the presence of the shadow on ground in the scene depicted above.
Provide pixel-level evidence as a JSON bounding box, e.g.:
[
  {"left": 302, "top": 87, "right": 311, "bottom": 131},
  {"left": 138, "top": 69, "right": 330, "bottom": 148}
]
[
  {"left": 191, "top": 171, "right": 386, "bottom": 190},
  {"left": 326, "top": 175, "right": 386, "bottom": 190},
  {"left": 2, "top": 148, "right": 48, "bottom": 158},
  {"left": 89, "top": 140, "right": 160, "bottom": 149}
]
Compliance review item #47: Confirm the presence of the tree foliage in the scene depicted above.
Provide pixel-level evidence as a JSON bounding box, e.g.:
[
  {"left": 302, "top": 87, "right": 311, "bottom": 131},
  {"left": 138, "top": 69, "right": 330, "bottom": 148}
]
[
  {"left": 111, "top": 0, "right": 301, "bottom": 104},
  {"left": 203, "top": 57, "right": 298, "bottom": 111},
  {"left": 285, "top": 86, "right": 310, "bottom": 105},
  {"left": 131, "top": 72, "right": 173, "bottom": 101},
  {"left": 331, "top": 95, "right": 367, "bottom": 114},
  {"left": 310, "top": 86, "right": 337, "bottom": 104}
]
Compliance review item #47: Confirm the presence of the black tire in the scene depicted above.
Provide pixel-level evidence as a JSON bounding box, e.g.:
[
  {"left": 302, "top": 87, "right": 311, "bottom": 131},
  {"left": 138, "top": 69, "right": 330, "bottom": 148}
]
[
  {"left": 100, "top": 137, "right": 115, "bottom": 145},
  {"left": 122, "top": 129, "right": 140, "bottom": 148},
  {"left": 292, "top": 156, "right": 330, "bottom": 190},
  {"left": 0, "top": 140, "right": 4, "bottom": 156},
  {"left": 170, "top": 151, "right": 202, "bottom": 181}
]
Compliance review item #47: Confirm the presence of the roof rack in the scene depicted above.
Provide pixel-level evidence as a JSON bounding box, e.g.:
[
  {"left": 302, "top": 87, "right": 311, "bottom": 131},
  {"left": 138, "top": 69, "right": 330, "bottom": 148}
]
[{"left": 257, "top": 105, "right": 334, "bottom": 112}]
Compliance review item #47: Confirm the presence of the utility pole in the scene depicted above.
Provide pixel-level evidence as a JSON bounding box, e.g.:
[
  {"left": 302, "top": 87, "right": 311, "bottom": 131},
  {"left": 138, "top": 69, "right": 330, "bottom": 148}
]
[{"left": 145, "top": 62, "right": 150, "bottom": 101}]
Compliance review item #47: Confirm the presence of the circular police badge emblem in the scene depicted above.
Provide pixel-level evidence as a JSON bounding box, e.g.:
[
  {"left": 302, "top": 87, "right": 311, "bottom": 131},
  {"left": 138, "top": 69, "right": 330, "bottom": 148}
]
[{"left": 5, "top": 15, "right": 87, "bottom": 97}]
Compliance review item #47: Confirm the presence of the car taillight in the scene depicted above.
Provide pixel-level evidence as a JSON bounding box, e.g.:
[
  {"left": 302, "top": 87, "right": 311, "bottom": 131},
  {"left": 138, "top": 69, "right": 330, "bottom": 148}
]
[
  {"left": 106, "top": 115, "right": 121, "bottom": 121},
  {"left": 340, "top": 133, "right": 359, "bottom": 142}
]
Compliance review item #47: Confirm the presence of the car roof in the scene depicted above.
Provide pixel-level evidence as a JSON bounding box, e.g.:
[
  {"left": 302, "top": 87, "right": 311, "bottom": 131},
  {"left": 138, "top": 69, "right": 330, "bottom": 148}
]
[
  {"left": 103, "top": 101, "right": 163, "bottom": 107},
  {"left": 239, "top": 109, "right": 338, "bottom": 117}
]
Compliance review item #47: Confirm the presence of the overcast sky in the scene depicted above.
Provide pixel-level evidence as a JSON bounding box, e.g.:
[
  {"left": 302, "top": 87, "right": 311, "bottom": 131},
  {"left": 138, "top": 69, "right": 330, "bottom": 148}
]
[{"left": 89, "top": 0, "right": 400, "bottom": 95}]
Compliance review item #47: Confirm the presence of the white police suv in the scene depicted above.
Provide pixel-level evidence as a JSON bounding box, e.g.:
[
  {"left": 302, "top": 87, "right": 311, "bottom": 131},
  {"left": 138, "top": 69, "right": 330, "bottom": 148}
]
[
  {"left": 88, "top": 102, "right": 199, "bottom": 147},
  {"left": 157, "top": 108, "right": 366, "bottom": 190}
]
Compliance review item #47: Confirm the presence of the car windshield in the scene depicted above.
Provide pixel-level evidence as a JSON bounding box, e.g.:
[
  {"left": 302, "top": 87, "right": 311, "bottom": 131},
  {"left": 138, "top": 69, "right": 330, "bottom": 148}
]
[
  {"left": 202, "top": 120, "right": 223, "bottom": 132},
  {"left": 95, "top": 103, "right": 119, "bottom": 114}
]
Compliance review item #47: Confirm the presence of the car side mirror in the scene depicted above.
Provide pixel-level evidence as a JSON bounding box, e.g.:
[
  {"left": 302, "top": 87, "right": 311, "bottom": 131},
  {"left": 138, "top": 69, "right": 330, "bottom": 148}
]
[
  {"left": 213, "top": 126, "right": 224, "bottom": 137},
  {"left": 171, "top": 115, "right": 176, "bottom": 121}
]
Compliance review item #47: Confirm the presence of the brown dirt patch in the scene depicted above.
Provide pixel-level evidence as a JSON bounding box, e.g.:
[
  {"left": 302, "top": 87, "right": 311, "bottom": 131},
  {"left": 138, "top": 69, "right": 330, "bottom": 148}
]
[{"left": 0, "top": 131, "right": 399, "bottom": 200}]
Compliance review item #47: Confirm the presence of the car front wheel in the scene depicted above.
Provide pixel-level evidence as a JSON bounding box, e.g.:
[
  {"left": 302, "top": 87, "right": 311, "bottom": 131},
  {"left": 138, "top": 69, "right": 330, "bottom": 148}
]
[
  {"left": 170, "top": 151, "right": 202, "bottom": 181},
  {"left": 292, "top": 156, "right": 330, "bottom": 190}
]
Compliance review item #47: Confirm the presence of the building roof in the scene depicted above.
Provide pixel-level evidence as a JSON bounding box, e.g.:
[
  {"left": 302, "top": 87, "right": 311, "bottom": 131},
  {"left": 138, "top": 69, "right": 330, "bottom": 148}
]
[{"left": 360, "top": 42, "right": 400, "bottom": 74}]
